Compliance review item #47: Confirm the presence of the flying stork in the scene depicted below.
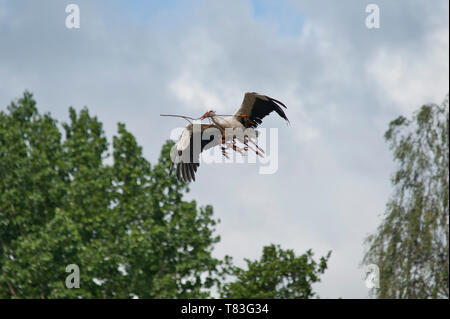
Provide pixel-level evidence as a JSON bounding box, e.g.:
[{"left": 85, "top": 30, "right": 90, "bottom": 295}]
[{"left": 169, "top": 92, "right": 289, "bottom": 182}]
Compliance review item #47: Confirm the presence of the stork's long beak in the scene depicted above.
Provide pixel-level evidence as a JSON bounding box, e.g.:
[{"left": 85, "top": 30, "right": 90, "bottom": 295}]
[{"left": 200, "top": 112, "right": 210, "bottom": 120}]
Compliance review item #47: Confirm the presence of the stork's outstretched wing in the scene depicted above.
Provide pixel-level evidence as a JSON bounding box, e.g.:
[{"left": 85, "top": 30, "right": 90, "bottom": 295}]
[
  {"left": 169, "top": 123, "right": 222, "bottom": 182},
  {"left": 235, "top": 92, "right": 289, "bottom": 128}
]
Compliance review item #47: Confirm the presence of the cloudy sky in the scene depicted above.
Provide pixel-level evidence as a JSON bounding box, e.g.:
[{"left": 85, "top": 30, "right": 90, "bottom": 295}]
[{"left": 0, "top": 0, "right": 448, "bottom": 298}]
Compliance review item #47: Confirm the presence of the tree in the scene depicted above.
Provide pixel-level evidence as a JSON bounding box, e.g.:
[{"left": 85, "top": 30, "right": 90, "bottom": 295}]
[
  {"left": 363, "top": 96, "right": 449, "bottom": 298},
  {"left": 0, "top": 91, "right": 332, "bottom": 299},
  {"left": 0, "top": 91, "right": 221, "bottom": 298},
  {"left": 219, "top": 244, "right": 331, "bottom": 299}
]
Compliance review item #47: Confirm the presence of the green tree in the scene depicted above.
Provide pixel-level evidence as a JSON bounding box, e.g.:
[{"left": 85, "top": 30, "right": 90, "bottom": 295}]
[
  {"left": 0, "top": 91, "right": 221, "bottom": 298},
  {"left": 219, "top": 244, "right": 331, "bottom": 299},
  {"left": 0, "top": 91, "right": 332, "bottom": 299},
  {"left": 363, "top": 96, "right": 449, "bottom": 298}
]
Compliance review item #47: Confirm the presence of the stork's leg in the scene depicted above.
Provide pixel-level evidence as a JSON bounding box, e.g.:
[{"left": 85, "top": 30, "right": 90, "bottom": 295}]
[
  {"left": 236, "top": 136, "right": 263, "bottom": 157},
  {"left": 224, "top": 138, "right": 244, "bottom": 156},
  {"left": 221, "top": 145, "right": 230, "bottom": 159},
  {"left": 239, "top": 135, "right": 249, "bottom": 155},
  {"left": 244, "top": 135, "right": 248, "bottom": 152},
  {"left": 250, "top": 143, "right": 264, "bottom": 158},
  {"left": 232, "top": 135, "right": 244, "bottom": 155},
  {"left": 229, "top": 141, "right": 244, "bottom": 155},
  {"left": 237, "top": 125, "right": 263, "bottom": 154},
  {"left": 248, "top": 137, "right": 265, "bottom": 155},
  {"left": 220, "top": 135, "right": 231, "bottom": 159}
]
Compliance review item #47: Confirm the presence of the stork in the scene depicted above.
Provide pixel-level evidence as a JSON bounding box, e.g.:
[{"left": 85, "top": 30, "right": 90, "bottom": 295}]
[{"left": 169, "top": 92, "right": 289, "bottom": 182}]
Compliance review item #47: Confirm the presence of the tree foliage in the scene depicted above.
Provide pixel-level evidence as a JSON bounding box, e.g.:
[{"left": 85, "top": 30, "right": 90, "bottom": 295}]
[
  {"left": 0, "top": 91, "right": 330, "bottom": 299},
  {"left": 363, "top": 96, "right": 449, "bottom": 298},
  {"left": 220, "top": 244, "right": 331, "bottom": 299},
  {"left": 0, "top": 91, "right": 220, "bottom": 298}
]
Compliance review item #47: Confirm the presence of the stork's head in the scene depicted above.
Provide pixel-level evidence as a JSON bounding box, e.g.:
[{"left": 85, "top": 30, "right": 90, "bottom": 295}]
[{"left": 200, "top": 110, "right": 216, "bottom": 119}]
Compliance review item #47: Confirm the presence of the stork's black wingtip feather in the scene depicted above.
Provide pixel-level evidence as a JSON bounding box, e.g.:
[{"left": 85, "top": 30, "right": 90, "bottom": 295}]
[
  {"left": 176, "top": 163, "right": 181, "bottom": 180},
  {"left": 268, "top": 96, "right": 288, "bottom": 109},
  {"left": 181, "top": 163, "right": 189, "bottom": 183},
  {"left": 188, "top": 164, "right": 196, "bottom": 182}
]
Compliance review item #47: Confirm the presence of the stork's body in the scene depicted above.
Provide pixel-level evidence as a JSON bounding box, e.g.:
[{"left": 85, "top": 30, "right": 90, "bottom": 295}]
[{"left": 209, "top": 114, "right": 243, "bottom": 130}]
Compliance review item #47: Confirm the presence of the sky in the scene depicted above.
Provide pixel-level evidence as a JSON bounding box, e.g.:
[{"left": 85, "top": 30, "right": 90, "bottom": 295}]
[{"left": 0, "top": 0, "right": 448, "bottom": 298}]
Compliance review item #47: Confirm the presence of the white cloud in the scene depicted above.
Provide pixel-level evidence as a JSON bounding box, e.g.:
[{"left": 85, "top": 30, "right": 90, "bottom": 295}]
[
  {"left": 170, "top": 73, "right": 226, "bottom": 112},
  {"left": 367, "top": 26, "right": 449, "bottom": 113}
]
